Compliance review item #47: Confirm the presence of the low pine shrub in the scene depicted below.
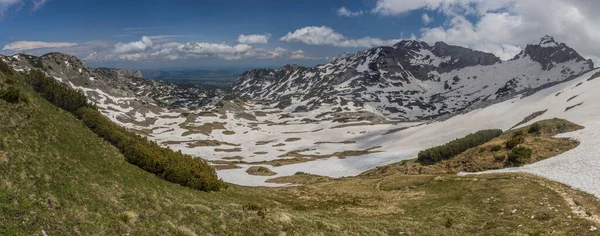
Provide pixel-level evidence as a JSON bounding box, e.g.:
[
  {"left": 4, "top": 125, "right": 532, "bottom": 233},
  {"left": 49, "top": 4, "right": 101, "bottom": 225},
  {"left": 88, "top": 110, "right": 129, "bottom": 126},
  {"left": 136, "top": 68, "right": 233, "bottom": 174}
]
[
  {"left": 23, "top": 70, "right": 225, "bottom": 191},
  {"left": 0, "top": 86, "right": 23, "bottom": 103},
  {"left": 417, "top": 129, "right": 503, "bottom": 165},
  {"left": 528, "top": 123, "right": 542, "bottom": 135},
  {"left": 505, "top": 131, "right": 525, "bottom": 149},
  {"left": 506, "top": 147, "right": 533, "bottom": 167},
  {"left": 490, "top": 145, "right": 503, "bottom": 152}
]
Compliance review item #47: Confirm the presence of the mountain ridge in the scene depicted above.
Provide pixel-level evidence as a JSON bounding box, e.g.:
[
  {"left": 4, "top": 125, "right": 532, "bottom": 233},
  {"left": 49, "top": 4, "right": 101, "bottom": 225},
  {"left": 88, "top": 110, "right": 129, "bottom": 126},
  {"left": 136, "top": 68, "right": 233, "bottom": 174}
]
[{"left": 233, "top": 36, "right": 594, "bottom": 120}]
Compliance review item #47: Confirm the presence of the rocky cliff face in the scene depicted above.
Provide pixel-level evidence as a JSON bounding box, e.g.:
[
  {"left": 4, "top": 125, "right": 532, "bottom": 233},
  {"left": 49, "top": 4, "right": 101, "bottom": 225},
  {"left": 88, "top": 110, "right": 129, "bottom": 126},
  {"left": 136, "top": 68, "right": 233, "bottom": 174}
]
[{"left": 233, "top": 36, "right": 594, "bottom": 120}]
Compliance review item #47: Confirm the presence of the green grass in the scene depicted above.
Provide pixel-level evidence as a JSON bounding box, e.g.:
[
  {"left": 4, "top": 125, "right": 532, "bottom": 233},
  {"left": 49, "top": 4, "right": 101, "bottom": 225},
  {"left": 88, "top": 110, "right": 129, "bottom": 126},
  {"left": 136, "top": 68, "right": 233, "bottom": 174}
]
[{"left": 1, "top": 72, "right": 599, "bottom": 235}]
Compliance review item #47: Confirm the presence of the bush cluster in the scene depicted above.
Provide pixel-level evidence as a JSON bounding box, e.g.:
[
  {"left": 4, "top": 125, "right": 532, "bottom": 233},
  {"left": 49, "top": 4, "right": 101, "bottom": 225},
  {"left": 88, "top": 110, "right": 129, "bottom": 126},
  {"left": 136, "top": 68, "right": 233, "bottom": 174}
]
[
  {"left": 528, "top": 123, "right": 542, "bottom": 135},
  {"left": 417, "top": 129, "right": 503, "bottom": 165},
  {"left": 0, "top": 86, "right": 24, "bottom": 103},
  {"left": 490, "top": 145, "right": 503, "bottom": 152},
  {"left": 0, "top": 60, "right": 15, "bottom": 75},
  {"left": 505, "top": 132, "right": 525, "bottom": 149},
  {"left": 24, "top": 69, "right": 225, "bottom": 191},
  {"left": 506, "top": 147, "right": 533, "bottom": 167},
  {"left": 25, "top": 70, "right": 88, "bottom": 112}
]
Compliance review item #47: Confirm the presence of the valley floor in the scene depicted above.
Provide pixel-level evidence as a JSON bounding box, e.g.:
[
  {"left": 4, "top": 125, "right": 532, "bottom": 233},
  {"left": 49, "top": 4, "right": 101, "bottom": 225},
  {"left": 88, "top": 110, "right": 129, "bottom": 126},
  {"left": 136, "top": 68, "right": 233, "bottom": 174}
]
[{"left": 2, "top": 70, "right": 600, "bottom": 235}]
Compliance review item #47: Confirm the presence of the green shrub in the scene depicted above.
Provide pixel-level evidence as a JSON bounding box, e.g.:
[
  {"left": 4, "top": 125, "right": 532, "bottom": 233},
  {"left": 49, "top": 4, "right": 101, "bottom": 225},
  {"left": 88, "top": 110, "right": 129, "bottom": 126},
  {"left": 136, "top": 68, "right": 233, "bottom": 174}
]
[
  {"left": 23, "top": 70, "right": 224, "bottom": 191},
  {"left": 0, "top": 86, "right": 22, "bottom": 103},
  {"left": 4, "top": 76, "right": 15, "bottom": 85},
  {"left": 490, "top": 145, "right": 503, "bottom": 152},
  {"left": 506, "top": 147, "right": 533, "bottom": 167},
  {"left": 25, "top": 70, "right": 88, "bottom": 112},
  {"left": 0, "top": 60, "right": 15, "bottom": 75},
  {"left": 444, "top": 218, "right": 454, "bottom": 228},
  {"left": 76, "top": 107, "right": 225, "bottom": 191},
  {"left": 505, "top": 135, "right": 524, "bottom": 149},
  {"left": 493, "top": 154, "right": 506, "bottom": 162},
  {"left": 528, "top": 123, "right": 542, "bottom": 135},
  {"left": 417, "top": 129, "right": 503, "bottom": 165}
]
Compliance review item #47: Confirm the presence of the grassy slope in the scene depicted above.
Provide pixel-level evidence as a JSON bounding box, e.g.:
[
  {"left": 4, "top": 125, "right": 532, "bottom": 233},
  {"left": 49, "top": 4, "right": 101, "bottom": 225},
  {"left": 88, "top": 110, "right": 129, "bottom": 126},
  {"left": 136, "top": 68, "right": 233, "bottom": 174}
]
[
  {"left": 362, "top": 119, "right": 583, "bottom": 176},
  {"left": 1, "top": 73, "right": 600, "bottom": 235}
]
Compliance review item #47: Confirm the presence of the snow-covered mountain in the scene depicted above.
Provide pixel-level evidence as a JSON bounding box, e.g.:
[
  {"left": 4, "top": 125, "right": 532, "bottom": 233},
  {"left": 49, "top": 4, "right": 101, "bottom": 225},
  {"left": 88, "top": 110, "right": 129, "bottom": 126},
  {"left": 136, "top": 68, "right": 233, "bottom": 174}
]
[
  {"left": 233, "top": 36, "right": 594, "bottom": 120},
  {"left": 0, "top": 53, "right": 223, "bottom": 125}
]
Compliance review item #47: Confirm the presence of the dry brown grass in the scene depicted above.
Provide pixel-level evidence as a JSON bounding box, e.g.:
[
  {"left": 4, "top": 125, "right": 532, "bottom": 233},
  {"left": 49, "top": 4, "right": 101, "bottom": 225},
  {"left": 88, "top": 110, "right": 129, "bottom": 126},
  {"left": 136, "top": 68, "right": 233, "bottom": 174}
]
[
  {"left": 246, "top": 166, "right": 277, "bottom": 176},
  {"left": 362, "top": 119, "right": 583, "bottom": 177},
  {"left": 214, "top": 147, "right": 242, "bottom": 152},
  {"left": 180, "top": 122, "right": 226, "bottom": 136},
  {"left": 266, "top": 172, "right": 333, "bottom": 184}
]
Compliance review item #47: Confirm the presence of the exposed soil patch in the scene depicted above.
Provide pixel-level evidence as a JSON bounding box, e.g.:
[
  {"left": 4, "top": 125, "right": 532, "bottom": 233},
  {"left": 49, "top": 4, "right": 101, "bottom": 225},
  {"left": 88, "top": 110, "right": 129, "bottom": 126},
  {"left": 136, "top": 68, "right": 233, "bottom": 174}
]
[
  {"left": 314, "top": 141, "right": 356, "bottom": 144},
  {"left": 181, "top": 122, "right": 226, "bottom": 136},
  {"left": 266, "top": 172, "right": 332, "bottom": 184},
  {"left": 510, "top": 110, "right": 548, "bottom": 129},
  {"left": 222, "top": 130, "right": 235, "bottom": 135},
  {"left": 587, "top": 71, "right": 600, "bottom": 81},
  {"left": 214, "top": 147, "right": 242, "bottom": 152},
  {"left": 566, "top": 103, "right": 583, "bottom": 112},
  {"left": 161, "top": 140, "right": 238, "bottom": 147},
  {"left": 246, "top": 166, "right": 277, "bottom": 176},
  {"left": 285, "top": 138, "right": 301, "bottom": 142},
  {"left": 256, "top": 140, "right": 276, "bottom": 146},
  {"left": 222, "top": 156, "right": 244, "bottom": 160}
]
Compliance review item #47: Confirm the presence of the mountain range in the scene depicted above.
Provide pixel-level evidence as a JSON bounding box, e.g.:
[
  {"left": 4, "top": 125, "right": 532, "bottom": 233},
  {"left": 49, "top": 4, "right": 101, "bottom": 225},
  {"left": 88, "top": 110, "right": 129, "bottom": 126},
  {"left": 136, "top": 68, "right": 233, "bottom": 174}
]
[{"left": 233, "top": 36, "right": 593, "bottom": 120}]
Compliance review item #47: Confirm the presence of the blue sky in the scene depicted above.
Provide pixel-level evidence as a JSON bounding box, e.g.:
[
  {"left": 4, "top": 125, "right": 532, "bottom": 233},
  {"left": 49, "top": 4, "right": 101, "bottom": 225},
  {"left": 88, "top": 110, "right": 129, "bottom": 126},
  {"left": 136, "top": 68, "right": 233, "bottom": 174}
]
[{"left": 1, "top": 0, "right": 599, "bottom": 69}]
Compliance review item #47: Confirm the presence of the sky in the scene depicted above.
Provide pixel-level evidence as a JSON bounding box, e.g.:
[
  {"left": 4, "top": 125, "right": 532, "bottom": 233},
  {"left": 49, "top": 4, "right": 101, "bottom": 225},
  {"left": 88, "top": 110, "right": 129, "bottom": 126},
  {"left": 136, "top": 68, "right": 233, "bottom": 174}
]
[{"left": 1, "top": 0, "right": 599, "bottom": 70}]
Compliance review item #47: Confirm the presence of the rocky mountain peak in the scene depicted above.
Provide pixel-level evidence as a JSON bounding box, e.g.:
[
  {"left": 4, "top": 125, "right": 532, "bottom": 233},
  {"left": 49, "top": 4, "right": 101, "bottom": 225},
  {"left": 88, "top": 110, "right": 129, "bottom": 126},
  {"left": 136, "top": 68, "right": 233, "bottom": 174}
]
[
  {"left": 233, "top": 36, "right": 594, "bottom": 120},
  {"left": 514, "top": 35, "right": 594, "bottom": 70}
]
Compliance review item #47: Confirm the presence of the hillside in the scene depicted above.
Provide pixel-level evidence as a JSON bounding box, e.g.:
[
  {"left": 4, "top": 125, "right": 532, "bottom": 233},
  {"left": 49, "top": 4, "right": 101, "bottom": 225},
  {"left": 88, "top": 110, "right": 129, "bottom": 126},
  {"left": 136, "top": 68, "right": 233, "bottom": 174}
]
[{"left": 2, "top": 67, "right": 600, "bottom": 234}]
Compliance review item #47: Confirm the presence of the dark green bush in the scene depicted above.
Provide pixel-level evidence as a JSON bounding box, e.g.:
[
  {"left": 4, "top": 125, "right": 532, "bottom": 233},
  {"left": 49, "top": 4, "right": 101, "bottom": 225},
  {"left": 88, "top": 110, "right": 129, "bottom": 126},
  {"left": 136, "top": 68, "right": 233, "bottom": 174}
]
[
  {"left": 493, "top": 154, "right": 505, "bottom": 162},
  {"left": 417, "top": 129, "right": 503, "bottom": 165},
  {"left": 0, "top": 60, "right": 15, "bottom": 75},
  {"left": 490, "top": 145, "right": 503, "bottom": 152},
  {"left": 25, "top": 70, "right": 88, "bottom": 112},
  {"left": 505, "top": 135, "right": 525, "bottom": 149},
  {"left": 23, "top": 70, "right": 225, "bottom": 191},
  {"left": 0, "top": 86, "right": 22, "bottom": 103},
  {"left": 528, "top": 123, "right": 542, "bottom": 135},
  {"left": 506, "top": 147, "right": 533, "bottom": 167}
]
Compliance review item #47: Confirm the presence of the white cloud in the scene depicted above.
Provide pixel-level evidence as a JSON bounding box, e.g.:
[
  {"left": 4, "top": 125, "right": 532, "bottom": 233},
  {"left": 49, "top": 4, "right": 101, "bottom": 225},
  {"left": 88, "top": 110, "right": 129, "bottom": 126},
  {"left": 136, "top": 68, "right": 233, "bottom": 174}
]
[
  {"left": 337, "top": 7, "right": 363, "bottom": 17},
  {"left": 237, "top": 34, "right": 271, "bottom": 44},
  {"left": 3, "top": 40, "right": 77, "bottom": 51},
  {"left": 280, "top": 26, "right": 402, "bottom": 48},
  {"left": 422, "top": 13, "right": 433, "bottom": 24},
  {"left": 0, "top": 0, "right": 21, "bottom": 17},
  {"left": 113, "top": 36, "right": 153, "bottom": 54},
  {"left": 0, "top": 0, "right": 50, "bottom": 17},
  {"left": 372, "top": 0, "right": 600, "bottom": 62},
  {"left": 146, "top": 35, "right": 189, "bottom": 43},
  {"left": 32, "top": 0, "right": 46, "bottom": 11}
]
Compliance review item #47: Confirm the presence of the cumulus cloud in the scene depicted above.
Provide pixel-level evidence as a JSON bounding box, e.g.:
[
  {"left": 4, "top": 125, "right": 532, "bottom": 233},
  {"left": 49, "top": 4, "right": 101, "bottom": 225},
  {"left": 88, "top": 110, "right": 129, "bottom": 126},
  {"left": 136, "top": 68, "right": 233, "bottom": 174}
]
[
  {"left": 0, "top": 0, "right": 22, "bottom": 17},
  {"left": 280, "top": 26, "right": 402, "bottom": 48},
  {"left": 84, "top": 37, "right": 316, "bottom": 62},
  {"left": 237, "top": 34, "right": 271, "bottom": 44},
  {"left": 422, "top": 13, "right": 433, "bottom": 25},
  {"left": 372, "top": 0, "right": 600, "bottom": 62},
  {"left": 3, "top": 40, "right": 77, "bottom": 51},
  {"left": 337, "top": 7, "right": 363, "bottom": 17},
  {"left": 0, "top": 0, "right": 50, "bottom": 17},
  {"left": 32, "top": 0, "right": 46, "bottom": 11},
  {"left": 113, "top": 36, "right": 153, "bottom": 54}
]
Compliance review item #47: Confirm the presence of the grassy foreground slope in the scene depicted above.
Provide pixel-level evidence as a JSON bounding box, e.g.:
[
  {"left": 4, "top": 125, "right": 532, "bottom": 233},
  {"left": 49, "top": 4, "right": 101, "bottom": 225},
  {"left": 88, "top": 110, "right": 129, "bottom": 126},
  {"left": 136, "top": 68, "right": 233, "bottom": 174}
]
[{"left": 1, "top": 72, "right": 600, "bottom": 235}]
